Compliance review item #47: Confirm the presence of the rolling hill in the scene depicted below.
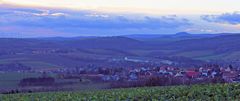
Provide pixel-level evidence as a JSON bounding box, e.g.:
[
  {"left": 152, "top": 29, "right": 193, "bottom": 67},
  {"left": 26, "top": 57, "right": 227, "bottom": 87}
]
[
  {"left": 0, "top": 32, "right": 240, "bottom": 69},
  {"left": 163, "top": 34, "right": 240, "bottom": 60}
]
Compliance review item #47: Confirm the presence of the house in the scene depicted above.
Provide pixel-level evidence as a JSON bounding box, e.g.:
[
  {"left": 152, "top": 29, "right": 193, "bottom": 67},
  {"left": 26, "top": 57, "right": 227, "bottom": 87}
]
[
  {"left": 201, "top": 71, "right": 208, "bottom": 77},
  {"left": 144, "top": 71, "right": 152, "bottom": 76},
  {"left": 225, "top": 67, "right": 232, "bottom": 72},
  {"left": 211, "top": 71, "right": 217, "bottom": 78},
  {"left": 102, "top": 75, "right": 111, "bottom": 81},
  {"left": 186, "top": 71, "right": 199, "bottom": 78},
  {"left": 140, "top": 67, "right": 148, "bottom": 72},
  {"left": 175, "top": 72, "right": 184, "bottom": 77},
  {"left": 112, "top": 75, "right": 120, "bottom": 81},
  {"left": 222, "top": 71, "right": 238, "bottom": 83},
  {"left": 129, "top": 73, "right": 138, "bottom": 81}
]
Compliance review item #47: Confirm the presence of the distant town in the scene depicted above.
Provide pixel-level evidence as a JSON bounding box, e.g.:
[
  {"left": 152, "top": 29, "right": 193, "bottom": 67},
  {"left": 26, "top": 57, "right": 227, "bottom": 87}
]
[{"left": 1, "top": 61, "right": 240, "bottom": 94}]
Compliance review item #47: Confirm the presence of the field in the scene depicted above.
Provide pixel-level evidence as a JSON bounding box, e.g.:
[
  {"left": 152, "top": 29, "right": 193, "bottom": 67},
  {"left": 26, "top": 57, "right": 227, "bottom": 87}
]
[
  {"left": 0, "top": 72, "right": 42, "bottom": 88},
  {"left": 0, "top": 72, "right": 109, "bottom": 91},
  {"left": 1, "top": 84, "right": 240, "bottom": 101}
]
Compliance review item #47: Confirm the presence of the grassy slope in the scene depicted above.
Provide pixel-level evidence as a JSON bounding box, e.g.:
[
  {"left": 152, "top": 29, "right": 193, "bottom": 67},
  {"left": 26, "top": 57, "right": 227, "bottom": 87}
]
[{"left": 1, "top": 84, "right": 240, "bottom": 100}]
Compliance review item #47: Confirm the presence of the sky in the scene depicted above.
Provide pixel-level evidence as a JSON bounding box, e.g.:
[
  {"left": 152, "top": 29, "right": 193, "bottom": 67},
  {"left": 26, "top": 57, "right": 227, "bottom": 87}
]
[{"left": 0, "top": 0, "right": 240, "bottom": 37}]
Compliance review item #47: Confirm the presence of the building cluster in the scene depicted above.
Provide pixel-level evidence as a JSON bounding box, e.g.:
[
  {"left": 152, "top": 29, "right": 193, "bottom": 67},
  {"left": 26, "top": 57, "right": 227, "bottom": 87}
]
[{"left": 54, "top": 64, "right": 240, "bottom": 84}]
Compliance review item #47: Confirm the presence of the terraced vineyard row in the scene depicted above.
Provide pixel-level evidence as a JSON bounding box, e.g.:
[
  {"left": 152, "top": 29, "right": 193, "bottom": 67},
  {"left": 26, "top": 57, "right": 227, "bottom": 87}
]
[{"left": 1, "top": 84, "right": 240, "bottom": 101}]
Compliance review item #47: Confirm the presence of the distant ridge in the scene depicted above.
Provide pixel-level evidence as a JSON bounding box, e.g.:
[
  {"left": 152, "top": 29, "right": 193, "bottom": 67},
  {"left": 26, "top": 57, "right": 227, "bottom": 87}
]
[{"left": 175, "top": 32, "right": 191, "bottom": 35}]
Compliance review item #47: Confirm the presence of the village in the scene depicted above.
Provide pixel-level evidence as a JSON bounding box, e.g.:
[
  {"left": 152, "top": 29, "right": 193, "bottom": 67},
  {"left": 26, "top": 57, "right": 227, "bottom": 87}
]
[
  {"left": 2, "top": 63, "right": 240, "bottom": 94},
  {"left": 51, "top": 64, "right": 240, "bottom": 86}
]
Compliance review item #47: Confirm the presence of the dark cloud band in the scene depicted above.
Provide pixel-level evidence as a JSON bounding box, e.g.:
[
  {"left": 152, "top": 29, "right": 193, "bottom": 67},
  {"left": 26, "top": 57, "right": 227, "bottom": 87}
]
[
  {"left": 0, "top": 7, "right": 191, "bottom": 29},
  {"left": 202, "top": 11, "right": 240, "bottom": 25}
]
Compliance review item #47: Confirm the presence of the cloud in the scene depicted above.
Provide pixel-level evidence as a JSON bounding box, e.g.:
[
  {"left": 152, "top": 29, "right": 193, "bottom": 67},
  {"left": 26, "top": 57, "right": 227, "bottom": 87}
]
[
  {"left": 0, "top": 8, "right": 67, "bottom": 17},
  {"left": 184, "top": 28, "right": 216, "bottom": 33},
  {"left": 202, "top": 11, "right": 240, "bottom": 25},
  {"left": 85, "top": 13, "right": 109, "bottom": 18},
  {"left": 0, "top": 6, "right": 195, "bottom": 37},
  {"left": 0, "top": 7, "right": 191, "bottom": 30}
]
